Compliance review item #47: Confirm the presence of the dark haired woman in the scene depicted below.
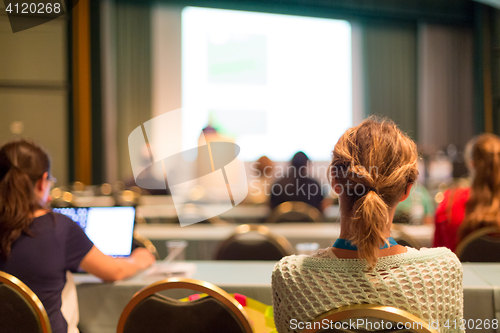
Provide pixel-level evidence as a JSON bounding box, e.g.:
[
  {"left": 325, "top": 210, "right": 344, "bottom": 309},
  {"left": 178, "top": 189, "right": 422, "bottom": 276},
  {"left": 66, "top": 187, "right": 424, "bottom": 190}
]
[
  {"left": 0, "top": 139, "right": 155, "bottom": 333},
  {"left": 272, "top": 119, "right": 463, "bottom": 333}
]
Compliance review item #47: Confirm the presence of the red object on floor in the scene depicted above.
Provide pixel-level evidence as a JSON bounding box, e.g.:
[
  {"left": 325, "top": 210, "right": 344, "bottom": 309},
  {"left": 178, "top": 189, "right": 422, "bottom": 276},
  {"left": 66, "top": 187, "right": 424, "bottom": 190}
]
[{"left": 234, "top": 293, "right": 247, "bottom": 306}]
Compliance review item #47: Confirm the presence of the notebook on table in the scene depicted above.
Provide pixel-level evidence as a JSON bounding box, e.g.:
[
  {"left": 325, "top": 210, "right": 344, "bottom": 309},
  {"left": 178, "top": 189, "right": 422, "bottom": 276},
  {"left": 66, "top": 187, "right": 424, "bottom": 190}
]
[{"left": 53, "top": 206, "right": 136, "bottom": 258}]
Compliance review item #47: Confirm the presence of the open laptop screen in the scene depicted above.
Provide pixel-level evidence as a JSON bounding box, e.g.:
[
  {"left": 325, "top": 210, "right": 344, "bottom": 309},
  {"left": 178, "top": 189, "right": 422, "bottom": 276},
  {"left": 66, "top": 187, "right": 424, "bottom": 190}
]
[{"left": 53, "top": 206, "right": 136, "bottom": 257}]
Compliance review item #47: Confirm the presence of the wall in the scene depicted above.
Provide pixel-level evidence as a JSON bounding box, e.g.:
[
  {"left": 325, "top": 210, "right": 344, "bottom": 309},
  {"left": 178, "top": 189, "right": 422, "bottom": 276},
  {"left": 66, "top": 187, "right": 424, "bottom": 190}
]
[{"left": 0, "top": 9, "right": 68, "bottom": 184}]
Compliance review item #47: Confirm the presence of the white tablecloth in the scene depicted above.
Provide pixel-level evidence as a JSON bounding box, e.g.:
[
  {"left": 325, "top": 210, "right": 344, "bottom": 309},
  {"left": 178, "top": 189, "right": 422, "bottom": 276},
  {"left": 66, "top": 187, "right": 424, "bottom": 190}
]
[
  {"left": 75, "top": 262, "right": 499, "bottom": 333},
  {"left": 463, "top": 264, "right": 500, "bottom": 333}
]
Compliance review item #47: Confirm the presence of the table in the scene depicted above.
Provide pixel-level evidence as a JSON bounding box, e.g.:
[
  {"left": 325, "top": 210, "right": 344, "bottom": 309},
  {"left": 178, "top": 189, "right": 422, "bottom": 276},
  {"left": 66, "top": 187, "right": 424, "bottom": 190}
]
[
  {"left": 135, "top": 223, "right": 434, "bottom": 259},
  {"left": 463, "top": 264, "right": 500, "bottom": 331},
  {"left": 136, "top": 199, "right": 341, "bottom": 223},
  {"left": 75, "top": 262, "right": 500, "bottom": 333},
  {"left": 137, "top": 203, "right": 272, "bottom": 224},
  {"left": 76, "top": 261, "right": 274, "bottom": 333}
]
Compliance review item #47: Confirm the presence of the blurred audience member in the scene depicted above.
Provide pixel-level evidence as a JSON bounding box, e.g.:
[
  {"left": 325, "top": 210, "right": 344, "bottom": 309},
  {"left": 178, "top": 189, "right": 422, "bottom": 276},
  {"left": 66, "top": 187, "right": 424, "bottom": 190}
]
[
  {"left": 270, "top": 151, "right": 324, "bottom": 211},
  {"left": 395, "top": 183, "right": 434, "bottom": 225},
  {"left": 434, "top": 134, "right": 500, "bottom": 252},
  {"left": 246, "top": 156, "right": 274, "bottom": 204},
  {"left": 272, "top": 118, "right": 463, "bottom": 333},
  {"left": 0, "top": 139, "right": 155, "bottom": 333}
]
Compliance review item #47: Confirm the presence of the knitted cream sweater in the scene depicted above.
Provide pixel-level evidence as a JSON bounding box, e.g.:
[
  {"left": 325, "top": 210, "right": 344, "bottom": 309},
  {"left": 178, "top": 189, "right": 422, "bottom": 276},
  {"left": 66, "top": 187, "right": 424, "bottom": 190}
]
[{"left": 272, "top": 247, "right": 463, "bottom": 333}]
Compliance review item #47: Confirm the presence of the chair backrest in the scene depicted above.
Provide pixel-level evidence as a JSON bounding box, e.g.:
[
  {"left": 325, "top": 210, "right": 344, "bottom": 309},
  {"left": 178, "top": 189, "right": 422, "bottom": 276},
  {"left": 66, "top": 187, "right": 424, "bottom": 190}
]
[
  {"left": 268, "top": 201, "right": 325, "bottom": 223},
  {"left": 215, "top": 224, "right": 294, "bottom": 260},
  {"left": 303, "top": 304, "right": 438, "bottom": 333},
  {"left": 0, "top": 271, "right": 52, "bottom": 333},
  {"left": 391, "top": 225, "right": 421, "bottom": 249},
  {"left": 117, "top": 277, "right": 253, "bottom": 333},
  {"left": 456, "top": 227, "right": 500, "bottom": 262}
]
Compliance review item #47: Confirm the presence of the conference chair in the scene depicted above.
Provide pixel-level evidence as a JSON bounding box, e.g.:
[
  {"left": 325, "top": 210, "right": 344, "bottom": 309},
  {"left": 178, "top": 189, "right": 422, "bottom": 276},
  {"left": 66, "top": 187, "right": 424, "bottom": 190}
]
[
  {"left": 215, "top": 224, "right": 294, "bottom": 261},
  {"left": 303, "top": 304, "right": 438, "bottom": 333},
  {"left": 456, "top": 226, "right": 500, "bottom": 262},
  {"left": 117, "top": 277, "right": 253, "bottom": 333},
  {"left": 267, "top": 201, "right": 325, "bottom": 223},
  {"left": 391, "top": 225, "right": 421, "bottom": 249},
  {"left": 0, "top": 271, "right": 52, "bottom": 333}
]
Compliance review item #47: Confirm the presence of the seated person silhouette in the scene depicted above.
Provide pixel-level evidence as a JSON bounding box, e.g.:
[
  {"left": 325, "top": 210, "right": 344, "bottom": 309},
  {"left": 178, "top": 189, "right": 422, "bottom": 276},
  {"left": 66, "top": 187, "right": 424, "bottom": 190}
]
[
  {"left": 245, "top": 155, "right": 275, "bottom": 204},
  {"left": 270, "top": 152, "right": 323, "bottom": 211},
  {"left": 272, "top": 118, "right": 463, "bottom": 333}
]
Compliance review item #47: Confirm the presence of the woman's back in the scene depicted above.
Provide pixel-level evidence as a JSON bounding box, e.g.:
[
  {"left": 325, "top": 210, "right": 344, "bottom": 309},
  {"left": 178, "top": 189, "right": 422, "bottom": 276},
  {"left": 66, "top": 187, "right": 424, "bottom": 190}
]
[
  {"left": 272, "top": 118, "right": 463, "bottom": 333},
  {"left": 272, "top": 247, "right": 463, "bottom": 333},
  {"left": 0, "top": 213, "right": 93, "bottom": 333},
  {"left": 0, "top": 139, "right": 155, "bottom": 333},
  {"left": 434, "top": 134, "right": 500, "bottom": 250}
]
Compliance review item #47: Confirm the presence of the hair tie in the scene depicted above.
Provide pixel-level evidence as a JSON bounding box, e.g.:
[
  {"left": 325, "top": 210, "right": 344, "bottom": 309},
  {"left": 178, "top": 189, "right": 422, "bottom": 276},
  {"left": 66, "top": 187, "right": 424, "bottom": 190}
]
[{"left": 368, "top": 187, "right": 378, "bottom": 195}]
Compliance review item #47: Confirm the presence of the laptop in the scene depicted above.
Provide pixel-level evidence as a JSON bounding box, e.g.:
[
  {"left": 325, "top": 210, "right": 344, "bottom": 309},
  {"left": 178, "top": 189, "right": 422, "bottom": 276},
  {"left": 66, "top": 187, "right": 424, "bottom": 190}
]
[{"left": 53, "top": 206, "right": 136, "bottom": 258}]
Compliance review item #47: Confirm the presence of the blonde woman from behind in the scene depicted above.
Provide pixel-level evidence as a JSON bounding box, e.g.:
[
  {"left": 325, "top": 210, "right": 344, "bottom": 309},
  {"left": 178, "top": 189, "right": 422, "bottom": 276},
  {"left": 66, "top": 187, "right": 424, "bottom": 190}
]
[{"left": 272, "top": 118, "right": 463, "bottom": 333}]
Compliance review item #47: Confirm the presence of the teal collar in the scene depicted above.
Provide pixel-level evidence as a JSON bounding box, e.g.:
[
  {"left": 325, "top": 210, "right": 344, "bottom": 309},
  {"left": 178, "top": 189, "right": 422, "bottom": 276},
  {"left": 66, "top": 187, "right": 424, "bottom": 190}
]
[{"left": 333, "top": 237, "right": 398, "bottom": 251}]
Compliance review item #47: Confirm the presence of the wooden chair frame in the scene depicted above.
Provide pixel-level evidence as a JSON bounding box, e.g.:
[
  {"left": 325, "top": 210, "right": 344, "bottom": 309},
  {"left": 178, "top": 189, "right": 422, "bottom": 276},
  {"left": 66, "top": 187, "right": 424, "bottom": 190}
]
[
  {"left": 455, "top": 226, "right": 500, "bottom": 260},
  {"left": 267, "top": 201, "right": 325, "bottom": 223},
  {"left": 116, "top": 277, "right": 253, "bottom": 333},
  {"left": 0, "top": 271, "right": 52, "bottom": 333},
  {"left": 303, "top": 304, "right": 438, "bottom": 333},
  {"left": 215, "top": 224, "right": 294, "bottom": 259}
]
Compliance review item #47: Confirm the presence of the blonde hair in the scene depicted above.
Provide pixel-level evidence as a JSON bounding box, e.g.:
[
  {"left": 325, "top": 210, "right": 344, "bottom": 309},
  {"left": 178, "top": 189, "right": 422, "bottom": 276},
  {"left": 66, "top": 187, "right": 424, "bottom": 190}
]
[
  {"left": 459, "top": 133, "right": 500, "bottom": 240},
  {"left": 330, "top": 117, "right": 418, "bottom": 269}
]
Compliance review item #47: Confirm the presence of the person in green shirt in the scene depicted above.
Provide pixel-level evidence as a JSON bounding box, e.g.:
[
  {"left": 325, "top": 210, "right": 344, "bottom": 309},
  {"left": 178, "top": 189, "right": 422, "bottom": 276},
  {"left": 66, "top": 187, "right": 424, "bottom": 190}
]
[{"left": 395, "top": 183, "right": 435, "bottom": 225}]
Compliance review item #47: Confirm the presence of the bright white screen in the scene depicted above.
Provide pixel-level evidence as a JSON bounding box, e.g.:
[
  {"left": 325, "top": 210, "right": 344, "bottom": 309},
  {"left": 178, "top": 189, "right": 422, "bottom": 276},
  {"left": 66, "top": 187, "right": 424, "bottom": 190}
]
[
  {"left": 182, "top": 7, "right": 352, "bottom": 161},
  {"left": 85, "top": 207, "right": 135, "bottom": 257}
]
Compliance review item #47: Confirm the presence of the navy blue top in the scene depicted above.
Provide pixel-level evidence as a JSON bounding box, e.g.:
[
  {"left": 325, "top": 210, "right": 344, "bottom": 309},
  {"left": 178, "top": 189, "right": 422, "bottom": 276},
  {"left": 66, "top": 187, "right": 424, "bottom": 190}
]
[
  {"left": 270, "top": 175, "right": 324, "bottom": 211},
  {"left": 0, "top": 213, "right": 94, "bottom": 333}
]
